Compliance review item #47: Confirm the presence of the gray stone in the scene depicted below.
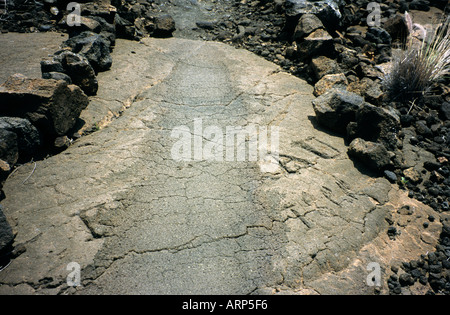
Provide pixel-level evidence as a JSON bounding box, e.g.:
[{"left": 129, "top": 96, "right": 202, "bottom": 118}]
[
  {"left": 310, "top": 56, "right": 342, "bottom": 81},
  {"left": 0, "top": 205, "right": 14, "bottom": 256},
  {"left": 54, "top": 135, "right": 71, "bottom": 151},
  {"left": 285, "top": 0, "right": 343, "bottom": 28},
  {"left": 196, "top": 20, "right": 218, "bottom": 30},
  {"left": 415, "top": 120, "right": 432, "bottom": 137},
  {"left": 348, "top": 138, "right": 391, "bottom": 171},
  {"left": 293, "top": 13, "right": 324, "bottom": 41},
  {"left": 53, "top": 50, "right": 98, "bottom": 96},
  {"left": 63, "top": 32, "right": 113, "bottom": 72},
  {"left": 384, "top": 170, "right": 397, "bottom": 183},
  {"left": 40, "top": 59, "right": 65, "bottom": 74},
  {"left": 312, "top": 88, "right": 365, "bottom": 134},
  {"left": 353, "top": 103, "right": 401, "bottom": 151},
  {"left": 297, "top": 29, "right": 334, "bottom": 61},
  {"left": 356, "top": 62, "right": 384, "bottom": 80},
  {"left": 0, "top": 117, "right": 41, "bottom": 161},
  {"left": 365, "top": 27, "right": 392, "bottom": 45},
  {"left": 0, "top": 129, "right": 18, "bottom": 167},
  {"left": 153, "top": 14, "right": 176, "bottom": 38},
  {"left": 42, "top": 72, "right": 72, "bottom": 84},
  {"left": 314, "top": 73, "right": 348, "bottom": 97},
  {"left": 440, "top": 102, "right": 450, "bottom": 121}
]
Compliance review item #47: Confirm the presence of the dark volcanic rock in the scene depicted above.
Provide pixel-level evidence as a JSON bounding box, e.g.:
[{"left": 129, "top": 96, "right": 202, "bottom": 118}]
[
  {"left": 293, "top": 13, "right": 324, "bottom": 41},
  {"left": 42, "top": 72, "right": 73, "bottom": 84},
  {"left": 352, "top": 103, "right": 401, "bottom": 150},
  {"left": 0, "top": 117, "right": 41, "bottom": 162},
  {"left": 0, "top": 129, "right": 18, "bottom": 167},
  {"left": 40, "top": 59, "right": 65, "bottom": 74},
  {"left": 0, "top": 74, "right": 89, "bottom": 138},
  {"left": 0, "top": 204, "right": 14, "bottom": 258},
  {"left": 52, "top": 50, "right": 99, "bottom": 96},
  {"left": 80, "top": 2, "right": 117, "bottom": 24},
  {"left": 284, "top": 0, "right": 343, "bottom": 29},
  {"left": 348, "top": 138, "right": 391, "bottom": 171},
  {"left": 312, "top": 88, "right": 365, "bottom": 134},
  {"left": 63, "top": 31, "right": 113, "bottom": 72},
  {"left": 383, "top": 14, "right": 409, "bottom": 44},
  {"left": 310, "top": 56, "right": 342, "bottom": 81},
  {"left": 152, "top": 14, "right": 176, "bottom": 38},
  {"left": 297, "top": 29, "right": 335, "bottom": 61},
  {"left": 399, "top": 273, "right": 415, "bottom": 286},
  {"left": 441, "top": 102, "right": 450, "bottom": 121},
  {"left": 114, "top": 14, "right": 136, "bottom": 40},
  {"left": 365, "top": 27, "right": 392, "bottom": 45}
]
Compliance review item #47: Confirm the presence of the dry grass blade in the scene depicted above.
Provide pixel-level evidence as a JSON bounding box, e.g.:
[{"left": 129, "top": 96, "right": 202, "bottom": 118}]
[
  {"left": 22, "top": 162, "right": 37, "bottom": 184},
  {"left": 383, "top": 15, "right": 450, "bottom": 101}
]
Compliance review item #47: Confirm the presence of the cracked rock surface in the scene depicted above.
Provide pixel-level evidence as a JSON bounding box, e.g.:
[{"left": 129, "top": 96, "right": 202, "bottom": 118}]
[{"left": 0, "top": 37, "right": 441, "bottom": 294}]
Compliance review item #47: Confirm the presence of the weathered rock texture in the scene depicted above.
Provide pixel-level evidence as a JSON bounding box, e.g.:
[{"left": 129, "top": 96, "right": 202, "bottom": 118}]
[
  {"left": 0, "top": 38, "right": 442, "bottom": 295},
  {"left": 0, "top": 74, "right": 89, "bottom": 137}
]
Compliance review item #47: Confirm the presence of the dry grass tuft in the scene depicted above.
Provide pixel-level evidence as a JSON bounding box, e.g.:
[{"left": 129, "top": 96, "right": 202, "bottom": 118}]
[{"left": 383, "top": 13, "right": 450, "bottom": 101}]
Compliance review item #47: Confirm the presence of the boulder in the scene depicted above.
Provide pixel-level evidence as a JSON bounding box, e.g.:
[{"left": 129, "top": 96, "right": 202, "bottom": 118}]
[
  {"left": 52, "top": 50, "right": 99, "bottom": 96},
  {"left": 310, "top": 55, "right": 342, "bottom": 81},
  {"left": 88, "top": 15, "right": 117, "bottom": 47},
  {"left": 63, "top": 31, "right": 113, "bottom": 72},
  {"left": 40, "top": 59, "right": 65, "bottom": 73},
  {"left": 314, "top": 73, "right": 348, "bottom": 97},
  {"left": 114, "top": 14, "right": 136, "bottom": 40},
  {"left": 348, "top": 138, "right": 391, "bottom": 172},
  {"left": 152, "top": 14, "right": 176, "bottom": 38},
  {"left": 293, "top": 13, "right": 324, "bottom": 41},
  {"left": 297, "top": 28, "right": 334, "bottom": 60},
  {"left": 0, "top": 160, "right": 10, "bottom": 181},
  {"left": 337, "top": 47, "right": 360, "bottom": 70},
  {"left": 312, "top": 88, "right": 365, "bottom": 134},
  {"left": 0, "top": 160, "right": 10, "bottom": 200},
  {"left": 0, "top": 129, "right": 18, "bottom": 167},
  {"left": 347, "top": 77, "right": 384, "bottom": 105},
  {"left": 383, "top": 14, "right": 409, "bottom": 44},
  {"left": 134, "top": 17, "right": 155, "bottom": 38},
  {"left": 352, "top": 103, "right": 401, "bottom": 151},
  {"left": 54, "top": 135, "right": 71, "bottom": 152},
  {"left": 196, "top": 20, "right": 218, "bottom": 30},
  {"left": 80, "top": 2, "right": 117, "bottom": 24},
  {"left": 0, "top": 204, "right": 14, "bottom": 258},
  {"left": 42, "top": 72, "right": 73, "bottom": 84},
  {"left": 284, "top": 0, "right": 343, "bottom": 29},
  {"left": 0, "top": 117, "right": 41, "bottom": 162},
  {"left": 355, "top": 62, "right": 384, "bottom": 80},
  {"left": 59, "top": 15, "right": 102, "bottom": 34},
  {"left": 0, "top": 74, "right": 89, "bottom": 137},
  {"left": 365, "top": 27, "right": 392, "bottom": 45}
]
